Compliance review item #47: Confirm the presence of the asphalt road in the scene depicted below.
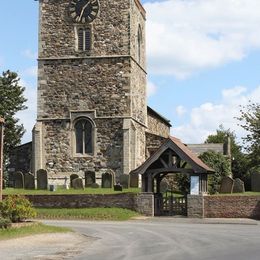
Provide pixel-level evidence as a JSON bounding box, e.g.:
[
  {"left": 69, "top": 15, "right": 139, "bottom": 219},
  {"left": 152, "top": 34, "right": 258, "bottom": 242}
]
[
  {"left": 1, "top": 219, "right": 260, "bottom": 260},
  {"left": 44, "top": 218, "right": 260, "bottom": 260}
]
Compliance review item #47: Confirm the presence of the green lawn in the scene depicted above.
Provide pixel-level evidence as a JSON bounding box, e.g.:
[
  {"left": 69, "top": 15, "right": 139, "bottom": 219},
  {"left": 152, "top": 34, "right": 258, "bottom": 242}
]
[
  {"left": 210, "top": 192, "right": 260, "bottom": 196},
  {"left": 35, "top": 207, "right": 140, "bottom": 221},
  {"left": 3, "top": 187, "right": 141, "bottom": 195},
  {"left": 0, "top": 223, "right": 71, "bottom": 241}
]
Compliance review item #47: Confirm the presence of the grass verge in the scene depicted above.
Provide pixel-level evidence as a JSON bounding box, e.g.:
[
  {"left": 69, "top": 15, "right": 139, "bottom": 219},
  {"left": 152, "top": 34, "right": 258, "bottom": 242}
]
[
  {"left": 0, "top": 223, "right": 71, "bottom": 241},
  {"left": 36, "top": 207, "right": 140, "bottom": 221},
  {"left": 3, "top": 187, "right": 141, "bottom": 195},
  {"left": 211, "top": 192, "right": 260, "bottom": 196}
]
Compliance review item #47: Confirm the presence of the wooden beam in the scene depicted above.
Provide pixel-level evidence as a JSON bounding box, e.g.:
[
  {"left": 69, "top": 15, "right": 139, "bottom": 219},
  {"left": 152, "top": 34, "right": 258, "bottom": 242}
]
[{"left": 148, "top": 167, "right": 195, "bottom": 176}]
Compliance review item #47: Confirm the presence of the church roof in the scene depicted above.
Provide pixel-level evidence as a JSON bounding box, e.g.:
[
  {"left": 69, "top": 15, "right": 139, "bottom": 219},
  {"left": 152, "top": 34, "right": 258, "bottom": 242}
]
[{"left": 131, "top": 136, "right": 214, "bottom": 175}]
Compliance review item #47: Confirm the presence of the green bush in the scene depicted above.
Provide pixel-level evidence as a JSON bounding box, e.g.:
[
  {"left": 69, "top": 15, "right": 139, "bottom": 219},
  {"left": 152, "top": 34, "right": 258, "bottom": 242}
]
[
  {"left": 199, "top": 151, "right": 231, "bottom": 194},
  {"left": 0, "top": 217, "right": 11, "bottom": 229},
  {"left": 0, "top": 195, "right": 37, "bottom": 223}
]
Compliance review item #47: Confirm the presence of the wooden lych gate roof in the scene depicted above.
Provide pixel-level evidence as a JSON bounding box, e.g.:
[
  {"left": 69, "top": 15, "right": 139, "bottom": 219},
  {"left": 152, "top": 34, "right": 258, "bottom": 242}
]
[{"left": 131, "top": 137, "right": 214, "bottom": 176}]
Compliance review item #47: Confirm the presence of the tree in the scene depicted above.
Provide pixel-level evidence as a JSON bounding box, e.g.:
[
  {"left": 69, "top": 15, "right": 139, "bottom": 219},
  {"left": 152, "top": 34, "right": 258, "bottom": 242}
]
[
  {"left": 199, "top": 151, "right": 231, "bottom": 194},
  {"left": 0, "top": 71, "right": 27, "bottom": 173},
  {"left": 205, "top": 125, "right": 250, "bottom": 189},
  {"left": 237, "top": 102, "right": 260, "bottom": 170}
]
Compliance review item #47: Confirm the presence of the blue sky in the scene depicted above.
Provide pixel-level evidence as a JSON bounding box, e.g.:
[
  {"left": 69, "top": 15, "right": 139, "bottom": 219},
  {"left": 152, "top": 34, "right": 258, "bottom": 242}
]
[{"left": 0, "top": 0, "right": 259, "bottom": 144}]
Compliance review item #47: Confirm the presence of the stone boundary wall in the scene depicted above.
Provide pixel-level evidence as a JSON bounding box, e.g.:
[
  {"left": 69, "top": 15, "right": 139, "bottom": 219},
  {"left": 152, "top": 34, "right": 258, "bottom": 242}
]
[
  {"left": 3, "top": 193, "right": 154, "bottom": 216},
  {"left": 204, "top": 195, "right": 260, "bottom": 219},
  {"left": 187, "top": 195, "right": 204, "bottom": 218}
]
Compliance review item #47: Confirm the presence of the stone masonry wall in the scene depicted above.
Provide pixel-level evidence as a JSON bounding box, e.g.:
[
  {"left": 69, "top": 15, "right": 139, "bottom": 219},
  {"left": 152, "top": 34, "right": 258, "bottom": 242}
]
[
  {"left": 39, "top": 0, "right": 130, "bottom": 58},
  {"left": 145, "top": 132, "right": 167, "bottom": 158},
  {"left": 204, "top": 195, "right": 260, "bottom": 219},
  {"left": 42, "top": 118, "right": 124, "bottom": 179},
  {"left": 38, "top": 58, "right": 131, "bottom": 119},
  {"left": 3, "top": 193, "right": 154, "bottom": 216},
  {"left": 147, "top": 112, "right": 170, "bottom": 138}
]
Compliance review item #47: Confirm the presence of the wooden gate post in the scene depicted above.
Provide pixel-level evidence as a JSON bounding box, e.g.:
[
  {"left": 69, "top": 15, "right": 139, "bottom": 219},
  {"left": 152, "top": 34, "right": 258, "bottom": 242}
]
[{"left": 0, "top": 118, "right": 4, "bottom": 201}]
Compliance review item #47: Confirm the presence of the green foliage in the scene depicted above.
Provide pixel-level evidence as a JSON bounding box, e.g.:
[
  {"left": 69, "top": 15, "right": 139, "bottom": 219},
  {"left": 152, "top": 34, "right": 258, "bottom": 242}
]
[
  {"left": 199, "top": 151, "right": 231, "bottom": 194},
  {"left": 174, "top": 174, "right": 190, "bottom": 194},
  {"left": 0, "top": 195, "right": 36, "bottom": 222},
  {"left": 205, "top": 125, "right": 251, "bottom": 189},
  {"left": 0, "top": 70, "right": 27, "bottom": 181},
  {"left": 0, "top": 217, "right": 11, "bottom": 229},
  {"left": 237, "top": 102, "right": 260, "bottom": 169}
]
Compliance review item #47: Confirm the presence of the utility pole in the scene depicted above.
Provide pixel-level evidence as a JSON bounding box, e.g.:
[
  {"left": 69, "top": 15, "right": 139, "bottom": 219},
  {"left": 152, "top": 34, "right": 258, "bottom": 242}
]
[{"left": 0, "top": 118, "right": 4, "bottom": 201}]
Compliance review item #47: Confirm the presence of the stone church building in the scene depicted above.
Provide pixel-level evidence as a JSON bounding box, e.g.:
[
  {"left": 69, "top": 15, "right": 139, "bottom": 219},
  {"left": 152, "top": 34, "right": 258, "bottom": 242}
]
[
  {"left": 9, "top": 0, "right": 226, "bottom": 186},
  {"left": 15, "top": 0, "right": 170, "bottom": 184}
]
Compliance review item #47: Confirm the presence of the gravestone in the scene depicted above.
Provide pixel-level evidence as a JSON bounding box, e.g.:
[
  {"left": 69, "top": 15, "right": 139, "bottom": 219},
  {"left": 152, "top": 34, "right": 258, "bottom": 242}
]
[
  {"left": 72, "top": 178, "right": 84, "bottom": 190},
  {"left": 114, "top": 184, "right": 123, "bottom": 191},
  {"left": 160, "top": 179, "right": 169, "bottom": 193},
  {"left": 37, "top": 169, "right": 48, "bottom": 190},
  {"left": 13, "top": 171, "right": 24, "bottom": 189},
  {"left": 219, "top": 176, "right": 234, "bottom": 193},
  {"left": 251, "top": 172, "right": 260, "bottom": 192},
  {"left": 130, "top": 172, "right": 139, "bottom": 188},
  {"left": 70, "top": 174, "right": 79, "bottom": 188},
  {"left": 91, "top": 183, "right": 99, "bottom": 188},
  {"left": 85, "top": 171, "right": 96, "bottom": 187},
  {"left": 101, "top": 171, "right": 114, "bottom": 188},
  {"left": 119, "top": 174, "right": 129, "bottom": 189},
  {"left": 63, "top": 176, "right": 69, "bottom": 190},
  {"left": 24, "top": 172, "right": 35, "bottom": 190},
  {"left": 233, "top": 178, "right": 245, "bottom": 193}
]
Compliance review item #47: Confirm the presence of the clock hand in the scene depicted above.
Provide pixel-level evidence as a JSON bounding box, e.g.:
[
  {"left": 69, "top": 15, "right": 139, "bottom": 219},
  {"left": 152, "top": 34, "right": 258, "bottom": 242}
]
[{"left": 79, "top": 2, "right": 90, "bottom": 21}]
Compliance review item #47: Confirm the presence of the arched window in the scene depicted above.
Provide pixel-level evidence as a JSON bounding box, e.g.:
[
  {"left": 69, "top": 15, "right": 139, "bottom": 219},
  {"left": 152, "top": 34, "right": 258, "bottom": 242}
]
[
  {"left": 138, "top": 25, "right": 142, "bottom": 63},
  {"left": 75, "top": 118, "right": 93, "bottom": 154}
]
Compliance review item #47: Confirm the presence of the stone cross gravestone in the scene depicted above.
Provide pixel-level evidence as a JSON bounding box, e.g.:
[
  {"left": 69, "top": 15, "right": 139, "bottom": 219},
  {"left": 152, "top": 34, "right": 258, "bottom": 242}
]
[
  {"left": 37, "top": 169, "right": 48, "bottom": 190},
  {"left": 233, "top": 178, "right": 245, "bottom": 193},
  {"left": 24, "top": 172, "right": 35, "bottom": 190},
  {"left": 119, "top": 174, "right": 129, "bottom": 189},
  {"left": 13, "top": 171, "right": 24, "bottom": 189},
  {"left": 130, "top": 172, "right": 139, "bottom": 188},
  {"left": 70, "top": 174, "right": 79, "bottom": 188},
  {"left": 72, "top": 178, "right": 84, "bottom": 189},
  {"left": 101, "top": 172, "right": 114, "bottom": 188},
  {"left": 251, "top": 172, "right": 260, "bottom": 192},
  {"left": 85, "top": 171, "right": 96, "bottom": 187},
  {"left": 219, "top": 176, "right": 234, "bottom": 193}
]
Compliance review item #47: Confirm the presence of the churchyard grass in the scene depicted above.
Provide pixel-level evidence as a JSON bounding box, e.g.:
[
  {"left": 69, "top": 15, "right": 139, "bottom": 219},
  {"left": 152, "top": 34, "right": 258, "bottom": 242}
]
[
  {"left": 3, "top": 187, "right": 141, "bottom": 195},
  {"left": 35, "top": 207, "right": 140, "bottom": 221},
  {"left": 0, "top": 222, "right": 71, "bottom": 240},
  {"left": 210, "top": 192, "right": 260, "bottom": 196}
]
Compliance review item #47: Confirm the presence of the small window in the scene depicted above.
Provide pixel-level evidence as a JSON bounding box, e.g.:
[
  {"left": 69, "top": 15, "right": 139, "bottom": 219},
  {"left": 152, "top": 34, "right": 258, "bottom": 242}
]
[
  {"left": 138, "top": 25, "right": 142, "bottom": 63},
  {"left": 77, "top": 28, "right": 91, "bottom": 51},
  {"left": 75, "top": 118, "right": 93, "bottom": 155}
]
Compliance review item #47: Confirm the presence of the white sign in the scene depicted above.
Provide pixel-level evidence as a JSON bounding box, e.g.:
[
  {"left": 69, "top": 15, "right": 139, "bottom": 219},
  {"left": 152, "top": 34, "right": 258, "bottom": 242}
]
[{"left": 190, "top": 176, "right": 200, "bottom": 195}]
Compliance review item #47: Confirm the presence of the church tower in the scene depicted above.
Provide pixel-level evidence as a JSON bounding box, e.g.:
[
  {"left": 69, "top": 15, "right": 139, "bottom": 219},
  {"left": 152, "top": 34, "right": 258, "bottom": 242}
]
[{"left": 33, "top": 0, "right": 147, "bottom": 183}]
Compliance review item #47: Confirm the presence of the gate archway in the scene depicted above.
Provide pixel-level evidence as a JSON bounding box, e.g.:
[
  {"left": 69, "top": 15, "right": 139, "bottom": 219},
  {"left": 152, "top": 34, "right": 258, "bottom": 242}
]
[{"left": 130, "top": 137, "right": 214, "bottom": 216}]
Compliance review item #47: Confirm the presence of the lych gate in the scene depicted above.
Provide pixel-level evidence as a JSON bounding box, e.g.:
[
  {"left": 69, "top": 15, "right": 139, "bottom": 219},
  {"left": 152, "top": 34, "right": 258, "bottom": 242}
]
[{"left": 131, "top": 137, "right": 214, "bottom": 216}]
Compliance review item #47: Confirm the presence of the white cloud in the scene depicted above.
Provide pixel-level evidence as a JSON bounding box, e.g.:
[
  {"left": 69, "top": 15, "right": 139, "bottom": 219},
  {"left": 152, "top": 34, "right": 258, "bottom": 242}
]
[
  {"left": 171, "top": 85, "right": 260, "bottom": 143},
  {"left": 144, "top": 0, "right": 260, "bottom": 78},
  {"left": 147, "top": 81, "right": 157, "bottom": 97},
  {"left": 16, "top": 79, "right": 37, "bottom": 143},
  {"left": 176, "top": 105, "right": 187, "bottom": 116},
  {"left": 21, "top": 49, "right": 37, "bottom": 60}
]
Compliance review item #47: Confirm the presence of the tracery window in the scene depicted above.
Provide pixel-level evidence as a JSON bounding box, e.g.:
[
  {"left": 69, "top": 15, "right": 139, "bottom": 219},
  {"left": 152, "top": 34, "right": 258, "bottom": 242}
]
[{"left": 74, "top": 118, "right": 93, "bottom": 154}]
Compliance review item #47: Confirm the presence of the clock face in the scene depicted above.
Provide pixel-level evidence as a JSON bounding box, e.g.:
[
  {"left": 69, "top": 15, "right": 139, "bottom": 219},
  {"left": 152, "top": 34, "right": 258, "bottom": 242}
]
[{"left": 69, "top": 0, "right": 99, "bottom": 23}]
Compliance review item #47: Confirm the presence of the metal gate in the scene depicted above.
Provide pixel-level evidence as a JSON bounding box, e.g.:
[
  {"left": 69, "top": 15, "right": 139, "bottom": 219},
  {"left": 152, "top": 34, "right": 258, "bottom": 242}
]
[{"left": 154, "top": 191, "right": 187, "bottom": 216}]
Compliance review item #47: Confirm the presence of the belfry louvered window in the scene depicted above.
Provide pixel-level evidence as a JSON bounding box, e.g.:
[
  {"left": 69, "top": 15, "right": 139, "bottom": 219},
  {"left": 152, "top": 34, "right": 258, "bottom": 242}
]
[
  {"left": 78, "top": 28, "right": 91, "bottom": 51},
  {"left": 75, "top": 118, "right": 93, "bottom": 154}
]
